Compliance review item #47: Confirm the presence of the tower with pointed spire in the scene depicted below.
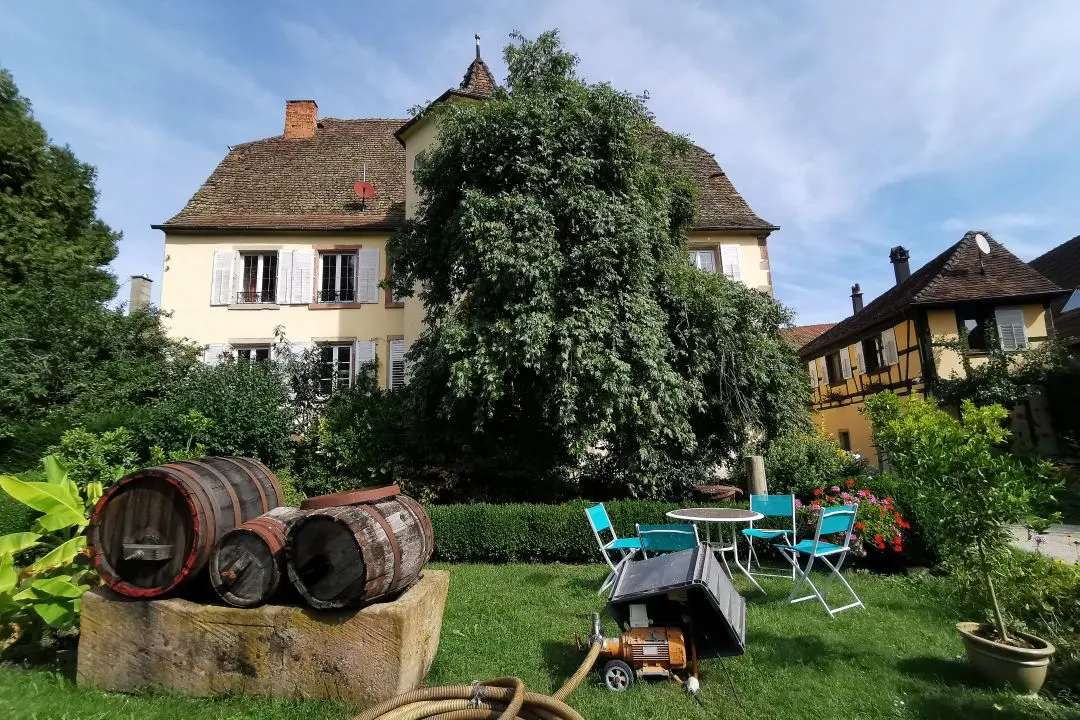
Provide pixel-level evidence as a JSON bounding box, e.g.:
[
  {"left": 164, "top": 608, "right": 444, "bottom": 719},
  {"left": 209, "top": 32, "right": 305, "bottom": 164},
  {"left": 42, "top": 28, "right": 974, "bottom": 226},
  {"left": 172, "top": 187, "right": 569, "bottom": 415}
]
[{"left": 458, "top": 33, "right": 497, "bottom": 96}]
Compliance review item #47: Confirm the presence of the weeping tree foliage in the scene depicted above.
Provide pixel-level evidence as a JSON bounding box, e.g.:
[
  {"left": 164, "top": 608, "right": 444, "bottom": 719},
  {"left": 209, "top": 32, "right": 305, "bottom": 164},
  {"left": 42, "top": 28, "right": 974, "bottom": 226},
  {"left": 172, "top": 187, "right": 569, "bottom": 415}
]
[{"left": 389, "top": 31, "right": 808, "bottom": 500}]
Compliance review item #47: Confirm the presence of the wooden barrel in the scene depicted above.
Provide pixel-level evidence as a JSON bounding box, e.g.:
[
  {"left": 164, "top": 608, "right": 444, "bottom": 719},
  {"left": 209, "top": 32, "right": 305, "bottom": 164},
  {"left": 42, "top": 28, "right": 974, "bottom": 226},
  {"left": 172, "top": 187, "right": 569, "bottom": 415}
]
[
  {"left": 286, "top": 494, "right": 434, "bottom": 609},
  {"left": 300, "top": 485, "right": 400, "bottom": 510},
  {"left": 210, "top": 506, "right": 306, "bottom": 608},
  {"left": 87, "top": 457, "right": 284, "bottom": 598}
]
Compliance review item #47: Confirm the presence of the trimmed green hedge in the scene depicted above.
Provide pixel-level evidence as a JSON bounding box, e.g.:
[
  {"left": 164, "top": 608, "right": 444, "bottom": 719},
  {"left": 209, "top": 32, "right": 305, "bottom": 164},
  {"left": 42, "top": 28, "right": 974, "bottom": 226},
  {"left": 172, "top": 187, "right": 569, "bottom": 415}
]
[{"left": 425, "top": 500, "right": 736, "bottom": 563}]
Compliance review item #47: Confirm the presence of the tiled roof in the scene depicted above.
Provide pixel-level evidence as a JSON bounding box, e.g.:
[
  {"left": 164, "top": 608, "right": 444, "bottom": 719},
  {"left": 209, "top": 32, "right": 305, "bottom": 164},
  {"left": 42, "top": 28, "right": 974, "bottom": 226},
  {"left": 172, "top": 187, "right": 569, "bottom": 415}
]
[
  {"left": 782, "top": 323, "right": 836, "bottom": 350},
  {"left": 1031, "top": 235, "right": 1080, "bottom": 290},
  {"left": 679, "top": 142, "right": 776, "bottom": 231},
  {"left": 158, "top": 122, "right": 776, "bottom": 234},
  {"left": 798, "top": 231, "right": 1067, "bottom": 360},
  {"left": 459, "top": 57, "right": 497, "bottom": 96},
  {"left": 158, "top": 118, "right": 407, "bottom": 231},
  {"left": 1031, "top": 234, "right": 1080, "bottom": 343},
  {"left": 159, "top": 49, "right": 774, "bottom": 234}
]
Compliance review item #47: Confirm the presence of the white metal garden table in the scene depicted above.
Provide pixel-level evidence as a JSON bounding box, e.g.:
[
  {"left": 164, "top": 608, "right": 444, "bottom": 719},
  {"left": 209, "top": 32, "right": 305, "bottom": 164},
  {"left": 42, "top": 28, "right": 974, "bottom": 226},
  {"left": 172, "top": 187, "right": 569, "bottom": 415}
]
[{"left": 666, "top": 507, "right": 765, "bottom": 592}]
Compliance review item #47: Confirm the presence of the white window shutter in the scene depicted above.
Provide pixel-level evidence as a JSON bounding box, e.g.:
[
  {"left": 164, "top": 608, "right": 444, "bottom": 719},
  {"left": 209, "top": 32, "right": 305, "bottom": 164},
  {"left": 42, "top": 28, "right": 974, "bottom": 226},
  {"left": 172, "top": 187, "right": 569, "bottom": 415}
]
[
  {"left": 840, "top": 349, "right": 852, "bottom": 380},
  {"left": 854, "top": 341, "right": 866, "bottom": 375},
  {"left": 231, "top": 252, "right": 242, "bottom": 305},
  {"left": 210, "top": 251, "right": 234, "bottom": 305},
  {"left": 355, "top": 339, "right": 376, "bottom": 368},
  {"left": 720, "top": 245, "right": 741, "bottom": 282},
  {"left": 357, "top": 249, "right": 380, "bottom": 303},
  {"left": 820, "top": 357, "right": 830, "bottom": 385},
  {"left": 808, "top": 361, "right": 818, "bottom": 388},
  {"left": 881, "top": 328, "right": 899, "bottom": 365},
  {"left": 290, "top": 250, "right": 314, "bottom": 304},
  {"left": 995, "top": 308, "right": 1028, "bottom": 351},
  {"left": 388, "top": 338, "right": 406, "bottom": 389},
  {"left": 288, "top": 342, "right": 313, "bottom": 362},
  {"left": 275, "top": 250, "right": 293, "bottom": 305},
  {"left": 204, "top": 344, "right": 226, "bottom": 366}
]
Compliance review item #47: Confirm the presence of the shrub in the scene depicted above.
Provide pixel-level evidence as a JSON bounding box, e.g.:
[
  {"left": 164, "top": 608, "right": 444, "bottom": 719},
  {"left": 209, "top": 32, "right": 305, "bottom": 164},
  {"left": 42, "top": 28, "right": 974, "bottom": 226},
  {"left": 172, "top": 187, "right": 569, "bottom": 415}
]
[
  {"left": 0, "top": 456, "right": 100, "bottom": 651},
  {"left": 762, "top": 428, "right": 865, "bottom": 496},
  {"left": 273, "top": 468, "right": 307, "bottom": 507},
  {"left": 301, "top": 367, "right": 404, "bottom": 495},
  {"left": 795, "top": 476, "right": 909, "bottom": 556},
  {"left": 425, "top": 499, "right": 737, "bottom": 563},
  {"left": 994, "top": 551, "right": 1080, "bottom": 650},
  {"left": 138, "top": 361, "right": 294, "bottom": 468},
  {"left": 866, "top": 391, "right": 1060, "bottom": 643},
  {"left": 48, "top": 427, "right": 136, "bottom": 489}
]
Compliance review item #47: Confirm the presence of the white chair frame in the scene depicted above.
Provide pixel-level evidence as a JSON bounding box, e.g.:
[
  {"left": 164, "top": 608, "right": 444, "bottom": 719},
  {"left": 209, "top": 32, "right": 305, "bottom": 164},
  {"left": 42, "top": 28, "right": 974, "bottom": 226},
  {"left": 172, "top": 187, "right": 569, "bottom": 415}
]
[{"left": 777, "top": 505, "right": 864, "bottom": 617}]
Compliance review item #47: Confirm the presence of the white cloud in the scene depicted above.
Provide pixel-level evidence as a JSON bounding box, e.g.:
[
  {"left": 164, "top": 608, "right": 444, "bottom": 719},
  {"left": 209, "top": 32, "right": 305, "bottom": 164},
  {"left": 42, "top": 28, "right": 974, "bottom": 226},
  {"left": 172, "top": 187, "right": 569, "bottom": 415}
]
[
  {"left": 493, "top": 0, "right": 1080, "bottom": 321},
  {"left": 7, "top": 0, "right": 1080, "bottom": 320}
]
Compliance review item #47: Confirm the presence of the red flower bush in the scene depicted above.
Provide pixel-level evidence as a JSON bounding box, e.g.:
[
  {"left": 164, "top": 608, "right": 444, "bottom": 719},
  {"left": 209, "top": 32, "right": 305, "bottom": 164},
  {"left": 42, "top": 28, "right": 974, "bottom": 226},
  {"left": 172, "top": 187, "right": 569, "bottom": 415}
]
[{"left": 796, "top": 476, "right": 907, "bottom": 554}]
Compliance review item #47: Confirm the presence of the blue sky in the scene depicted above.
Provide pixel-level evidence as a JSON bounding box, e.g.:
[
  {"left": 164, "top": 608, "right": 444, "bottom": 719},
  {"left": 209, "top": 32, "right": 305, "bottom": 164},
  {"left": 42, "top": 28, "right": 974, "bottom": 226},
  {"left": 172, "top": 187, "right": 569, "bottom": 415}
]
[{"left": 3, "top": 0, "right": 1079, "bottom": 324}]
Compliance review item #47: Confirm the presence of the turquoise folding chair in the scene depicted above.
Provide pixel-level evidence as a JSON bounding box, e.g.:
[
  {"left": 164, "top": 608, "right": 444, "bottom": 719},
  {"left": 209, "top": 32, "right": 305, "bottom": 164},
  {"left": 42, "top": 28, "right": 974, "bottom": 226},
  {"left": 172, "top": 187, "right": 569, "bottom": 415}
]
[
  {"left": 636, "top": 523, "right": 701, "bottom": 557},
  {"left": 774, "top": 505, "right": 864, "bottom": 617},
  {"left": 586, "top": 503, "right": 642, "bottom": 596},
  {"left": 742, "top": 494, "right": 797, "bottom": 579}
]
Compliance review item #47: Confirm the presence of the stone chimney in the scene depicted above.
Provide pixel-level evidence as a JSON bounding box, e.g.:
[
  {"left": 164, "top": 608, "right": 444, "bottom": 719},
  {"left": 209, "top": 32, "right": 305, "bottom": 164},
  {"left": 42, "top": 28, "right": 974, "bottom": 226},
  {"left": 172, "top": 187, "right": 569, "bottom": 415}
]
[
  {"left": 128, "top": 274, "right": 152, "bottom": 313},
  {"left": 284, "top": 100, "right": 318, "bottom": 139},
  {"left": 850, "top": 283, "right": 864, "bottom": 314},
  {"left": 889, "top": 246, "right": 911, "bottom": 285}
]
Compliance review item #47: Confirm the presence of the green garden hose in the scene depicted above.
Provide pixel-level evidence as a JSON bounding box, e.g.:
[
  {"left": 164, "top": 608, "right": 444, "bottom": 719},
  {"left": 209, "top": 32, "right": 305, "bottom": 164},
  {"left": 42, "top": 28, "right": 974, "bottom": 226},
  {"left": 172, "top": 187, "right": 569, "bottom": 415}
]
[{"left": 352, "top": 641, "right": 603, "bottom": 720}]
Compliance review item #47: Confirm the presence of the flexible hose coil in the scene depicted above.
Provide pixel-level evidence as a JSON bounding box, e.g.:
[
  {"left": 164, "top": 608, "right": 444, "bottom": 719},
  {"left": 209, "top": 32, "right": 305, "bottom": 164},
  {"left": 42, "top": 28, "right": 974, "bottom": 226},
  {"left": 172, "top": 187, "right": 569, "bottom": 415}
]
[{"left": 352, "top": 641, "right": 603, "bottom": 720}]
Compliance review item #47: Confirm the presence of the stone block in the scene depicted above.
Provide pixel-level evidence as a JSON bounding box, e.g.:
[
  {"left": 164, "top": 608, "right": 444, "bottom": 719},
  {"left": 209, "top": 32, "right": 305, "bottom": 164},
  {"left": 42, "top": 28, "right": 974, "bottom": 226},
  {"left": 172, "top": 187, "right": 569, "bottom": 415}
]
[{"left": 77, "top": 570, "right": 449, "bottom": 705}]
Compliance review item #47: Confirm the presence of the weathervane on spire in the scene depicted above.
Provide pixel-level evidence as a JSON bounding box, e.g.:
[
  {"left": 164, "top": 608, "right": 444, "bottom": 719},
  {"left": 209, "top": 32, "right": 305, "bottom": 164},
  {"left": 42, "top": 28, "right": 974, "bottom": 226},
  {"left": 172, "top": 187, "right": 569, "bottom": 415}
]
[{"left": 475, "top": 33, "right": 481, "bottom": 59}]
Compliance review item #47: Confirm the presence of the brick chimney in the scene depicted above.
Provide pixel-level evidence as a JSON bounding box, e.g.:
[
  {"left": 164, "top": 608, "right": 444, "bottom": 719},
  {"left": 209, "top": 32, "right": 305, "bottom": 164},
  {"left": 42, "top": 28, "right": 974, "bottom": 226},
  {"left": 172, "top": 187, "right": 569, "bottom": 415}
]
[
  {"left": 850, "top": 283, "right": 863, "bottom": 314},
  {"left": 889, "top": 246, "right": 911, "bottom": 285},
  {"left": 128, "top": 274, "right": 152, "bottom": 314},
  {"left": 284, "top": 100, "right": 318, "bottom": 139}
]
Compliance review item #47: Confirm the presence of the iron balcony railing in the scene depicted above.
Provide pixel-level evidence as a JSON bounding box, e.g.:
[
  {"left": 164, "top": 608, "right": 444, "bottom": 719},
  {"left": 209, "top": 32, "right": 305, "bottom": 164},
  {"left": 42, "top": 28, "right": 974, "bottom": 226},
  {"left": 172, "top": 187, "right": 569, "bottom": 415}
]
[
  {"left": 317, "top": 289, "right": 356, "bottom": 303},
  {"left": 236, "top": 290, "right": 274, "bottom": 304}
]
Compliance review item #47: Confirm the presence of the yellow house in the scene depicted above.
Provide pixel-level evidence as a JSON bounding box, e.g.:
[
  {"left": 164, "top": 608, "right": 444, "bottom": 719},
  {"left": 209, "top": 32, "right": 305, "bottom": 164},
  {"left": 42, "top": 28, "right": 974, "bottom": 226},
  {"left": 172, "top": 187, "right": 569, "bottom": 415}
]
[
  {"left": 798, "top": 232, "right": 1068, "bottom": 465},
  {"left": 155, "top": 39, "right": 777, "bottom": 389}
]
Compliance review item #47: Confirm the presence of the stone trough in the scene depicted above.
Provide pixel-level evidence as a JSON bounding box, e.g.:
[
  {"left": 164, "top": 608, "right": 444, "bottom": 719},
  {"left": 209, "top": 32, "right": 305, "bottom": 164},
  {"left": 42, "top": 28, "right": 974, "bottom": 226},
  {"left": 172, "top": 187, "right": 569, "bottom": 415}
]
[{"left": 77, "top": 570, "right": 449, "bottom": 705}]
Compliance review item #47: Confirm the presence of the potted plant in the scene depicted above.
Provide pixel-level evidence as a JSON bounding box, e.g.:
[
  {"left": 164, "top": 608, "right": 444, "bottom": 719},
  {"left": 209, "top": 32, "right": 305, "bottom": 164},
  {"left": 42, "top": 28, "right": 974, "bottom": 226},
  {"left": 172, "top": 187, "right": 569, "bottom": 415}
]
[{"left": 865, "top": 393, "right": 1060, "bottom": 694}]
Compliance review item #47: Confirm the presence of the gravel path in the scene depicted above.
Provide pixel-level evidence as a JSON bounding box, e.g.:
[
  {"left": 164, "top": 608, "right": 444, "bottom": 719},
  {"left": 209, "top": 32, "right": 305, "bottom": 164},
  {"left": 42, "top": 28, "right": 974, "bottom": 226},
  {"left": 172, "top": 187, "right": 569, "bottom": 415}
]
[{"left": 1009, "top": 523, "right": 1080, "bottom": 564}]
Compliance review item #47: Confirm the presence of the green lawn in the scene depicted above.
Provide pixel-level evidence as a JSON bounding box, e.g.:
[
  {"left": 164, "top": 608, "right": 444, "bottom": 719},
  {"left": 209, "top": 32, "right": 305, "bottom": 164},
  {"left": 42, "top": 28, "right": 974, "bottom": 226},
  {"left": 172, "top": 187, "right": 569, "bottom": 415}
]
[{"left": 0, "top": 563, "right": 1077, "bottom": 720}]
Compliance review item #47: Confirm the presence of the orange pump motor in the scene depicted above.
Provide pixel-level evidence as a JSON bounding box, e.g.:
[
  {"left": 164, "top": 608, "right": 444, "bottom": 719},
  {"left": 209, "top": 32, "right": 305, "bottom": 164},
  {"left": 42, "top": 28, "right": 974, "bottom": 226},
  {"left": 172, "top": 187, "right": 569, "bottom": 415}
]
[
  {"left": 600, "top": 626, "right": 688, "bottom": 677},
  {"left": 583, "top": 612, "right": 696, "bottom": 692}
]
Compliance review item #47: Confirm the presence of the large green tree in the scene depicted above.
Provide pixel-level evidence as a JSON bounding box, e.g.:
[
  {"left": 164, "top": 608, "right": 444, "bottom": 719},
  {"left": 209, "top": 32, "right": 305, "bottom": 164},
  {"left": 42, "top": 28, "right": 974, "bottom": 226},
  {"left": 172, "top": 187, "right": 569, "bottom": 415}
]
[
  {"left": 389, "top": 32, "right": 808, "bottom": 500},
  {"left": 0, "top": 70, "right": 196, "bottom": 462},
  {"left": 0, "top": 69, "right": 119, "bottom": 438}
]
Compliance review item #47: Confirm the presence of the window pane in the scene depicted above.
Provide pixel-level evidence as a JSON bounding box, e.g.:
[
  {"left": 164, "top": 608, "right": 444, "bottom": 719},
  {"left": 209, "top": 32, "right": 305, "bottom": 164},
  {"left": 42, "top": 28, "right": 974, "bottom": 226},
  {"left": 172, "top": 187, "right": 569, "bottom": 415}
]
[
  {"left": 241, "top": 255, "right": 258, "bottom": 302},
  {"left": 263, "top": 254, "right": 277, "bottom": 298},
  {"left": 960, "top": 314, "right": 989, "bottom": 350}
]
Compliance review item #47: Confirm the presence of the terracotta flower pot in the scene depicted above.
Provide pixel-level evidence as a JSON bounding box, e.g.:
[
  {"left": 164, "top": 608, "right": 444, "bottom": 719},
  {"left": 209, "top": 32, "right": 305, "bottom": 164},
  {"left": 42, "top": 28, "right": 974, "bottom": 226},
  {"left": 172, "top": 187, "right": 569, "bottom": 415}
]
[{"left": 955, "top": 622, "right": 1056, "bottom": 694}]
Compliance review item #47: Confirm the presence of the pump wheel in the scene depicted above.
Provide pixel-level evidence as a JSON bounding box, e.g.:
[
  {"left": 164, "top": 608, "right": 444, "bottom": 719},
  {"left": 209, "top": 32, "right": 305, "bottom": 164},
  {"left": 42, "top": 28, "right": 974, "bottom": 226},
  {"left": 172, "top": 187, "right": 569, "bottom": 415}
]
[{"left": 602, "top": 659, "right": 635, "bottom": 692}]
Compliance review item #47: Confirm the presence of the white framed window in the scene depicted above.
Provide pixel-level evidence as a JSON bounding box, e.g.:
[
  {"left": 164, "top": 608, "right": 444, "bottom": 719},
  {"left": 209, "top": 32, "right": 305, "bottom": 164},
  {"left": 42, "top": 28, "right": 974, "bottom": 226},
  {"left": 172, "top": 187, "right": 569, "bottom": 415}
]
[
  {"left": 388, "top": 338, "right": 406, "bottom": 390},
  {"left": 318, "top": 344, "right": 353, "bottom": 394},
  {"left": 238, "top": 253, "right": 277, "bottom": 304},
  {"left": 688, "top": 250, "right": 716, "bottom": 273},
  {"left": 235, "top": 346, "right": 271, "bottom": 362},
  {"left": 318, "top": 252, "right": 357, "bottom": 303}
]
